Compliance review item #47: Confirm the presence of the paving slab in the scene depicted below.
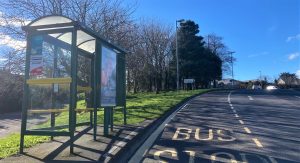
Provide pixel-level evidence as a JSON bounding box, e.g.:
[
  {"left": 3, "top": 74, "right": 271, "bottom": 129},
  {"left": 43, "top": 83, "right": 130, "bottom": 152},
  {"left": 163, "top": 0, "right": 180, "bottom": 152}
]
[{"left": 0, "top": 120, "right": 153, "bottom": 163}]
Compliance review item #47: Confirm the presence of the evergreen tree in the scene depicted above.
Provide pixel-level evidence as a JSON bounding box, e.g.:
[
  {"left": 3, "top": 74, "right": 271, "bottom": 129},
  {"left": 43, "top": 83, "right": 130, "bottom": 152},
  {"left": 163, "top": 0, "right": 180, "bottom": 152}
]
[{"left": 176, "top": 20, "right": 222, "bottom": 88}]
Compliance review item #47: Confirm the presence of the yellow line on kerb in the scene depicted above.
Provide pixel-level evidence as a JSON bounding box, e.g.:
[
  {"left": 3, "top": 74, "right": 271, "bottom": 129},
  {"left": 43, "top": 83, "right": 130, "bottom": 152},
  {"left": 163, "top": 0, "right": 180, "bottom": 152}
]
[
  {"left": 244, "top": 127, "right": 251, "bottom": 133},
  {"left": 253, "top": 138, "right": 263, "bottom": 147}
]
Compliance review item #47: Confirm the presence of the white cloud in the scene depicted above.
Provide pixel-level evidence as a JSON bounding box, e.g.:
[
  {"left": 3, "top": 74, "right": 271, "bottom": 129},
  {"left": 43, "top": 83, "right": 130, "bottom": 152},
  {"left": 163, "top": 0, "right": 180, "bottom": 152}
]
[
  {"left": 0, "top": 33, "right": 26, "bottom": 50},
  {"left": 0, "top": 57, "right": 7, "bottom": 61},
  {"left": 286, "top": 34, "right": 300, "bottom": 42},
  {"left": 288, "top": 52, "right": 300, "bottom": 60},
  {"left": 0, "top": 11, "right": 28, "bottom": 50}
]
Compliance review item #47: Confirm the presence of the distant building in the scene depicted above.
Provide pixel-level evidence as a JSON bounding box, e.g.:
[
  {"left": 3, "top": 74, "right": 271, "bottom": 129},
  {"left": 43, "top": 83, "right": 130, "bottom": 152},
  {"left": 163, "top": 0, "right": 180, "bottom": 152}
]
[
  {"left": 277, "top": 77, "right": 300, "bottom": 87},
  {"left": 217, "top": 79, "right": 241, "bottom": 88}
]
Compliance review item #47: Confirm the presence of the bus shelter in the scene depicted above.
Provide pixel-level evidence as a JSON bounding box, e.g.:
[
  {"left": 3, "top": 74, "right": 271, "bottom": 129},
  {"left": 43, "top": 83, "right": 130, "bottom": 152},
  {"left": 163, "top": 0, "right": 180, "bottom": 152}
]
[{"left": 20, "top": 15, "right": 126, "bottom": 154}]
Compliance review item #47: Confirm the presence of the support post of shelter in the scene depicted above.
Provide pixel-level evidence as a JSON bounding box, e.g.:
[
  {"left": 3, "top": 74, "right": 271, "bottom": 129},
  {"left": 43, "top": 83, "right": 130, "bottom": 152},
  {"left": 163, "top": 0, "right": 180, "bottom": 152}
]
[
  {"left": 104, "top": 107, "right": 109, "bottom": 136},
  {"left": 20, "top": 34, "right": 31, "bottom": 154},
  {"left": 93, "top": 108, "right": 97, "bottom": 140},
  {"left": 110, "top": 107, "right": 114, "bottom": 131},
  {"left": 123, "top": 106, "right": 127, "bottom": 125},
  {"left": 50, "top": 45, "right": 58, "bottom": 140},
  {"left": 89, "top": 57, "right": 94, "bottom": 128},
  {"left": 69, "top": 27, "right": 78, "bottom": 154},
  {"left": 108, "top": 108, "right": 111, "bottom": 130}
]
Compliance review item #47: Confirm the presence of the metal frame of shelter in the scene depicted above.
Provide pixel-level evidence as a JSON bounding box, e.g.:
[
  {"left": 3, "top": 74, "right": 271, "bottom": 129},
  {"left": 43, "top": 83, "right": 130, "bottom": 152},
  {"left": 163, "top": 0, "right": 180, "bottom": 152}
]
[{"left": 20, "top": 15, "right": 127, "bottom": 154}]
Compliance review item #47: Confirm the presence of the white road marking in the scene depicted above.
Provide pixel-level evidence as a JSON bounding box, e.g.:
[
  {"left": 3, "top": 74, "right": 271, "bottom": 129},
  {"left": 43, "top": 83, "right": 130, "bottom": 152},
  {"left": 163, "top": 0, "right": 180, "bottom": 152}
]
[
  {"left": 244, "top": 127, "right": 251, "bottom": 133},
  {"left": 248, "top": 96, "right": 254, "bottom": 100},
  {"left": 228, "top": 91, "right": 233, "bottom": 103},
  {"left": 227, "top": 91, "right": 264, "bottom": 149},
  {"left": 252, "top": 138, "right": 263, "bottom": 147},
  {"left": 248, "top": 96, "right": 254, "bottom": 101},
  {"left": 239, "top": 120, "right": 244, "bottom": 124}
]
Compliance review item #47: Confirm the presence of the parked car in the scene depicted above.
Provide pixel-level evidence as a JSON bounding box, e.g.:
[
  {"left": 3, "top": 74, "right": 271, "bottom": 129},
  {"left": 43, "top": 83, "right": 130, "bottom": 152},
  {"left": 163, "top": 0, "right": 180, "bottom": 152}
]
[{"left": 266, "top": 85, "right": 278, "bottom": 90}]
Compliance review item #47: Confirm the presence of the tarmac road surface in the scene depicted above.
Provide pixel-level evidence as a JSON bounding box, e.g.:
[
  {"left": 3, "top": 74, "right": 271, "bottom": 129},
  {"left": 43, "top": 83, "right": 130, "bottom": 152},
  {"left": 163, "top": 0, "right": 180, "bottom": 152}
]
[{"left": 130, "top": 89, "right": 300, "bottom": 163}]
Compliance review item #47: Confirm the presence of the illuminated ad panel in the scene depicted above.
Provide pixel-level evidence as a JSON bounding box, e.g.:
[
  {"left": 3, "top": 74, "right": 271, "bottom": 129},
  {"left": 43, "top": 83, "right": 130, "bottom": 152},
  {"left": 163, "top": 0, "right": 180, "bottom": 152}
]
[{"left": 101, "top": 46, "right": 117, "bottom": 106}]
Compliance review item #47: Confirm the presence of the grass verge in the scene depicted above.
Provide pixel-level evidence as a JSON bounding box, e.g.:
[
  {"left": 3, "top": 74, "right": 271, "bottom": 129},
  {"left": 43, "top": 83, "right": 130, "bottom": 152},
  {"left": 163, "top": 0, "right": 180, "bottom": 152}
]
[{"left": 0, "top": 89, "right": 210, "bottom": 159}]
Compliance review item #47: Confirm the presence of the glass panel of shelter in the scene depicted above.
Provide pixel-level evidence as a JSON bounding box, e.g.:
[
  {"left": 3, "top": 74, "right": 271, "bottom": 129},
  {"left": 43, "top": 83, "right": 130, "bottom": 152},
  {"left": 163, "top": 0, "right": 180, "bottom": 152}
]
[
  {"left": 76, "top": 51, "right": 94, "bottom": 125},
  {"left": 26, "top": 32, "right": 72, "bottom": 131},
  {"left": 26, "top": 29, "right": 97, "bottom": 132}
]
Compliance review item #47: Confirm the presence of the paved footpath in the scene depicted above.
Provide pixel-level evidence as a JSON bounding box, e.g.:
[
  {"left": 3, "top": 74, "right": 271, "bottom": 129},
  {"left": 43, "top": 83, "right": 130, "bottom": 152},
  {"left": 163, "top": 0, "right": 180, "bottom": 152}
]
[
  {"left": 0, "top": 112, "right": 50, "bottom": 138},
  {"left": 1, "top": 120, "right": 152, "bottom": 163},
  {"left": 0, "top": 112, "right": 22, "bottom": 138},
  {"left": 133, "top": 90, "right": 300, "bottom": 163}
]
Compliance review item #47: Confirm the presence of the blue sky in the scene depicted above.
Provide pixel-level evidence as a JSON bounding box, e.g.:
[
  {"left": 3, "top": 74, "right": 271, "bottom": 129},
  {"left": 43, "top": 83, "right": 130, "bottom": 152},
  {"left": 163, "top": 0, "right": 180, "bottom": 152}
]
[{"left": 126, "top": 0, "right": 300, "bottom": 81}]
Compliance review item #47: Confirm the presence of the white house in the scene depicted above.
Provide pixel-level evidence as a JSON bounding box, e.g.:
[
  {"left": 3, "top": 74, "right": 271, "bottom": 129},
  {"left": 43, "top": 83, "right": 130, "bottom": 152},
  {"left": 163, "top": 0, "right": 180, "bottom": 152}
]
[
  {"left": 277, "top": 78, "right": 300, "bottom": 86},
  {"left": 217, "top": 79, "right": 240, "bottom": 87}
]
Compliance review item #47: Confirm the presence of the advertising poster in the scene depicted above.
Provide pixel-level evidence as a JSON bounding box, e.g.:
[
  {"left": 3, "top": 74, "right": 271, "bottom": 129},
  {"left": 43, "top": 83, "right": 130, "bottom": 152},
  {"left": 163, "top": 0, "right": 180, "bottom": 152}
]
[
  {"left": 30, "top": 36, "right": 43, "bottom": 76},
  {"left": 101, "top": 46, "right": 116, "bottom": 106}
]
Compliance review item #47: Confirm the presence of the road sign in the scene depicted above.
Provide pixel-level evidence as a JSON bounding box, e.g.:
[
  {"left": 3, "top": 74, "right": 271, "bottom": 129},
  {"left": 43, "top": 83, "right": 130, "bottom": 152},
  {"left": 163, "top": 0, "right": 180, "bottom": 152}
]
[{"left": 184, "top": 79, "right": 195, "bottom": 84}]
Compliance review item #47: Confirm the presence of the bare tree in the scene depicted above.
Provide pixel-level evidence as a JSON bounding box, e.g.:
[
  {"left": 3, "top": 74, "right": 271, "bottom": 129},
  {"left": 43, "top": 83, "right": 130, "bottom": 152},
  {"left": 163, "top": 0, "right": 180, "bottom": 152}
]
[
  {"left": 138, "top": 20, "right": 173, "bottom": 93},
  {"left": 124, "top": 20, "right": 173, "bottom": 93},
  {"left": 0, "top": 0, "right": 136, "bottom": 73},
  {"left": 205, "top": 33, "right": 236, "bottom": 76}
]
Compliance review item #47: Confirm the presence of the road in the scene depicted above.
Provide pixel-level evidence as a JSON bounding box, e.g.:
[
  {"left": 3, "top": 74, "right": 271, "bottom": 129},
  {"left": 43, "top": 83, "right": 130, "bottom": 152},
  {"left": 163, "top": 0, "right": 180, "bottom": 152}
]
[{"left": 131, "top": 89, "right": 300, "bottom": 163}]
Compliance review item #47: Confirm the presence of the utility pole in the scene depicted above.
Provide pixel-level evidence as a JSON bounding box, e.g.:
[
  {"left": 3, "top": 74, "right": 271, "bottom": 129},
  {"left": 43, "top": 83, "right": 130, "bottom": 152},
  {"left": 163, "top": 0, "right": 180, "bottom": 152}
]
[
  {"left": 259, "top": 70, "right": 262, "bottom": 87},
  {"left": 259, "top": 71, "right": 262, "bottom": 80},
  {"left": 228, "top": 51, "right": 235, "bottom": 86},
  {"left": 176, "top": 19, "right": 185, "bottom": 91}
]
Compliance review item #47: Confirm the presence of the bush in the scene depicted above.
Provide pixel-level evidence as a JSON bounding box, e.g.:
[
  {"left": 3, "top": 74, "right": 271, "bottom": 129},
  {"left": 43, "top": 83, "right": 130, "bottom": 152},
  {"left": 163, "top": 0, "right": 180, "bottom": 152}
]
[{"left": 0, "top": 70, "right": 24, "bottom": 113}]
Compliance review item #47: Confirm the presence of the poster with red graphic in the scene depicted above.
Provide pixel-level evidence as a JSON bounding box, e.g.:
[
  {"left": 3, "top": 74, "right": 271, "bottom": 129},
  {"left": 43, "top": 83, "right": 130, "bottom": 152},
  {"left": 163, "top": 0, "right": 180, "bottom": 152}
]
[
  {"left": 30, "top": 55, "right": 43, "bottom": 75},
  {"left": 30, "top": 36, "right": 43, "bottom": 76}
]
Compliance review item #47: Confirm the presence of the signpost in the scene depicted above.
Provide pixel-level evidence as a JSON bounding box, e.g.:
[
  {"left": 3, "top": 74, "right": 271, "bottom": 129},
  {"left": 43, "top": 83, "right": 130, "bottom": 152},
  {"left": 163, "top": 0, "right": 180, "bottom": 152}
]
[
  {"left": 184, "top": 79, "right": 195, "bottom": 84},
  {"left": 184, "top": 79, "right": 195, "bottom": 90}
]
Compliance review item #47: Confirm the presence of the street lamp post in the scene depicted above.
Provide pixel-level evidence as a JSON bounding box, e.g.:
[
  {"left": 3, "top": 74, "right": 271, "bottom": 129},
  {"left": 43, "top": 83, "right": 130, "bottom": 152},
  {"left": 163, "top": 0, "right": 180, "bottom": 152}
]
[
  {"left": 228, "top": 51, "right": 235, "bottom": 86},
  {"left": 176, "top": 19, "right": 184, "bottom": 91},
  {"left": 259, "top": 70, "right": 262, "bottom": 87}
]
